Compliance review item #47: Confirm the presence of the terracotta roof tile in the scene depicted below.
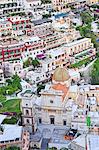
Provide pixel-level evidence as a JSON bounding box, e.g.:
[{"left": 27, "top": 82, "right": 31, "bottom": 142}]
[{"left": 52, "top": 83, "right": 69, "bottom": 101}]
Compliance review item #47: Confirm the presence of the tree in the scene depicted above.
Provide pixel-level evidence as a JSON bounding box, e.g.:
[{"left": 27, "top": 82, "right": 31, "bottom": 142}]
[
  {"left": 76, "top": 25, "right": 99, "bottom": 49},
  {"left": 0, "top": 74, "right": 21, "bottom": 96},
  {"left": 0, "top": 86, "right": 6, "bottom": 95},
  {"left": 12, "top": 74, "right": 22, "bottom": 90},
  {"left": 5, "top": 146, "right": 20, "bottom": 150},
  {"left": 32, "top": 58, "right": 40, "bottom": 68},
  {"left": 43, "top": 13, "right": 51, "bottom": 18},
  {"left": 6, "top": 79, "right": 12, "bottom": 85},
  {"left": 90, "top": 59, "right": 99, "bottom": 85},
  {"left": 23, "top": 57, "right": 32, "bottom": 68},
  {"left": 0, "top": 94, "right": 6, "bottom": 103},
  {"left": 80, "top": 11, "right": 93, "bottom": 25},
  {"left": 37, "top": 84, "right": 45, "bottom": 95}
]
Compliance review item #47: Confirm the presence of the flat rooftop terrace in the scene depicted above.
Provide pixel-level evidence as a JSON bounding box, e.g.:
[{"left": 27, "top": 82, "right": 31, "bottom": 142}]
[{"left": 0, "top": 39, "right": 19, "bottom": 46}]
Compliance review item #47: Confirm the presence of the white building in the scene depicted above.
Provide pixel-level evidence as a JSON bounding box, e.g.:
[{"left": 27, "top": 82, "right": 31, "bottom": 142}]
[
  {"left": 70, "top": 134, "right": 86, "bottom": 150},
  {"left": 87, "top": 135, "right": 99, "bottom": 150},
  {"left": 0, "top": 124, "right": 23, "bottom": 149},
  {"left": 2, "top": 60, "right": 23, "bottom": 77},
  {"left": 26, "top": 68, "right": 51, "bottom": 84}
]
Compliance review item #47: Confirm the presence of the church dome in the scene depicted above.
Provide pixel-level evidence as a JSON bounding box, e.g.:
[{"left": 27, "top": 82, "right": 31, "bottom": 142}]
[{"left": 52, "top": 67, "right": 70, "bottom": 82}]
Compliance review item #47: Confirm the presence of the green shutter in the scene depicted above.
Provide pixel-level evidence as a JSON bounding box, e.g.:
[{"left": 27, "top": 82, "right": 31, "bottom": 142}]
[{"left": 86, "top": 116, "right": 91, "bottom": 127}]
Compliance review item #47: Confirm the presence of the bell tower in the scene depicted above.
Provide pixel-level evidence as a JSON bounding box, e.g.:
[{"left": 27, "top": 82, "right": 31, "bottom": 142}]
[{"left": 21, "top": 91, "right": 37, "bottom": 133}]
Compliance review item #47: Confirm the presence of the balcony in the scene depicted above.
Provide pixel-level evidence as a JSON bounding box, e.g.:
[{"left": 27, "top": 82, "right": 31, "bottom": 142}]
[{"left": 74, "top": 48, "right": 96, "bottom": 62}]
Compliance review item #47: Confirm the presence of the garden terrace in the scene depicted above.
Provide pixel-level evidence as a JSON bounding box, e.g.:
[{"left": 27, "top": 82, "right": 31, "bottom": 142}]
[
  {"left": 74, "top": 48, "right": 96, "bottom": 61},
  {"left": 69, "top": 58, "right": 92, "bottom": 68},
  {"left": 0, "top": 99, "right": 21, "bottom": 114}
]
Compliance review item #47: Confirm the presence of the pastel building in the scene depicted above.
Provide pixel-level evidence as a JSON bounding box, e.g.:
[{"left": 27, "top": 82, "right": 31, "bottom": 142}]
[
  {"left": 2, "top": 60, "right": 23, "bottom": 76},
  {"left": 25, "top": 0, "right": 41, "bottom": 7},
  {"left": 0, "top": 0, "right": 24, "bottom": 16},
  {"left": 52, "top": 0, "right": 74, "bottom": 11},
  {"left": 0, "top": 125, "right": 23, "bottom": 149},
  {"left": 21, "top": 36, "right": 44, "bottom": 61},
  {"left": 37, "top": 68, "right": 76, "bottom": 126},
  {"left": 64, "top": 38, "right": 96, "bottom": 61},
  {"left": 8, "top": 16, "right": 32, "bottom": 36},
  {"left": 39, "top": 48, "right": 70, "bottom": 72},
  {"left": 0, "top": 39, "right": 25, "bottom": 62},
  {"left": 87, "top": 0, "right": 98, "bottom": 4},
  {"left": 21, "top": 90, "right": 37, "bottom": 133},
  {"left": 26, "top": 69, "right": 51, "bottom": 84},
  {"left": 32, "top": 20, "right": 53, "bottom": 38},
  {"left": 21, "top": 67, "right": 99, "bottom": 149},
  {"left": 0, "top": 18, "right": 13, "bottom": 40},
  {"left": 43, "top": 32, "right": 69, "bottom": 50}
]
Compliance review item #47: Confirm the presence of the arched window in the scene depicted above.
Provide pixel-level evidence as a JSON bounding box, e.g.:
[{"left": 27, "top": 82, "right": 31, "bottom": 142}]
[
  {"left": 26, "top": 119, "right": 30, "bottom": 124},
  {"left": 87, "top": 94, "right": 89, "bottom": 98},
  {"left": 26, "top": 109, "right": 29, "bottom": 115},
  {"left": 39, "top": 118, "right": 42, "bottom": 124},
  {"left": 50, "top": 115, "right": 55, "bottom": 124}
]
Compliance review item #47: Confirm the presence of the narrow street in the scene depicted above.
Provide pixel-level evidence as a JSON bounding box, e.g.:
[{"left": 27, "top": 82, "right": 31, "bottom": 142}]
[{"left": 40, "top": 139, "right": 49, "bottom": 150}]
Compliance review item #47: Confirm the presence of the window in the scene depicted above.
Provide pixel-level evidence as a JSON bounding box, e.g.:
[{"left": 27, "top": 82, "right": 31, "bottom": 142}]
[
  {"left": 50, "top": 100, "right": 53, "bottom": 103},
  {"left": 50, "top": 117, "right": 55, "bottom": 124},
  {"left": 15, "top": 138, "right": 19, "bottom": 141},
  {"left": 39, "top": 118, "right": 42, "bottom": 124},
  {"left": 26, "top": 110, "right": 29, "bottom": 115},
  {"left": 26, "top": 119, "right": 30, "bottom": 124},
  {"left": 87, "top": 94, "right": 89, "bottom": 98},
  {"left": 23, "top": 139, "right": 25, "bottom": 144},
  {"left": 63, "top": 120, "right": 66, "bottom": 125}
]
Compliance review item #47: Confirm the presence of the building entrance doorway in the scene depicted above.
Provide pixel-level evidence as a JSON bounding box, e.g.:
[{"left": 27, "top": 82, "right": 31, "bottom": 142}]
[{"left": 50, "top": 117, "right": 55, "bottom": 124}]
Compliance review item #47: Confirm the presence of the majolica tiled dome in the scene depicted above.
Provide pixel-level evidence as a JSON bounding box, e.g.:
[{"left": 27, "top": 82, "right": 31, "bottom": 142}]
[{"left": 52, "top": 67, "right": 70, "bottom": 82}]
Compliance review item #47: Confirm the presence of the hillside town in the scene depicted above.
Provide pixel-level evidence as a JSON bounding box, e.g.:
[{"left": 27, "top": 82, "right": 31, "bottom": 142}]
[{"left": 0, "top": 0, "right": 99, "bottom": 149}]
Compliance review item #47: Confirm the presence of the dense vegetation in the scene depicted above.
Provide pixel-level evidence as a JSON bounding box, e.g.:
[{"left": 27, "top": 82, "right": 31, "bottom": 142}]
[
  {"left": 76, "top": 11, "right": 99, "bottom": 49},
  {"left": 23, "top": 57, "right": 40, "bottom": 68},
  {"left": 37, "top": 84, "right": 45, "bottom": 95},
  {"left": 0, "top": 99, "right": 21, "bottom": 113},
  {"left": 0, "top": 98, "right": 21, "bottom": 124},
  {"left": 0, "top": 74, "right": 21, "bottom": 97},
  {"left": 69, "top": 58, "right": 91, "bottom": 68},
  {"left": 80, "top": 11, "right": 93, "bottom": 25},
  {"left": 90, "top": 59, "right": 99, "bottom": 85},
  {"left": 43, "top": 13, "right": 51, "bottom": 18},
  {"left": 2, "top": 116, "right": 18, "bottom": 124},
  {"left": 5, "top": 147, "right": 20, "bottom": 150}
]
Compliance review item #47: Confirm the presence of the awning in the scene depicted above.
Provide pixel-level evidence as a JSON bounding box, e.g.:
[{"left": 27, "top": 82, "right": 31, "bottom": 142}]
[{"left": 36, "top": 54, "right": 46, "bottom": 59}]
